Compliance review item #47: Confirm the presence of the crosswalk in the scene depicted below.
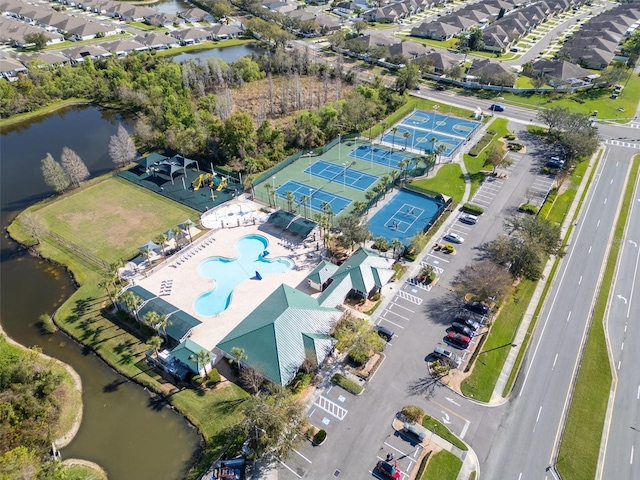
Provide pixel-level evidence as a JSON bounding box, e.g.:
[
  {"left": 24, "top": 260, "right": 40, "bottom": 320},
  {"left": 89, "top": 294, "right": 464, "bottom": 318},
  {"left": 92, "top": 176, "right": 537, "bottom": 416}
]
[
  {"left": 397, "top": 289, "right": 423, "bottom": 305},
  {"left": 314, "top": 396, "right": 347, "bottom": 420},
  {"left": 604, "top": 139, "right": 640, "bottom": 149}
]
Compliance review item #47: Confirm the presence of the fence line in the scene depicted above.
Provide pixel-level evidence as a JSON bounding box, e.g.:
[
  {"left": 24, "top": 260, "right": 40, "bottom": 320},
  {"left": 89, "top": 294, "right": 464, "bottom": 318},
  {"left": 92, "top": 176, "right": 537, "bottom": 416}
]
[{"left": 45, "top": 231, "right": 111, "bottom": 270}]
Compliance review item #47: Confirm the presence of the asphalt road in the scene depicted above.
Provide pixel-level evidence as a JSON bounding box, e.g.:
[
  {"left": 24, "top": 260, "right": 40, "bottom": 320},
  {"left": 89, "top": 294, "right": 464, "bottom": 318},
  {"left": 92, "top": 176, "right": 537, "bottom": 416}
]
[
  {"left": 482, "top": 144, "right": 631, "bottom": 479},
  {"left": 601, "top": 151, "right": 640, "bottom": 479}
]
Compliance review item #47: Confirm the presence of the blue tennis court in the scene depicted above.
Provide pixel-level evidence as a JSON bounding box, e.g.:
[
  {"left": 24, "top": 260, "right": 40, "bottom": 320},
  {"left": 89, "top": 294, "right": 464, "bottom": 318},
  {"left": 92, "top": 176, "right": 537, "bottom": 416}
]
[
  {"left": 382, "top": 110, "right": 481, "bottom": 157},
  {"left": 304, "top": 160, "right": 378, "bottom": 191},
  {"left": 369, "top": 189, "right": 444, "bottom": 245},
  {"left": 348, "top": 144, "right": 411, "bottom": 170},
  {"left": 276, "top": 180, "right": 351, "bottom": 215}
]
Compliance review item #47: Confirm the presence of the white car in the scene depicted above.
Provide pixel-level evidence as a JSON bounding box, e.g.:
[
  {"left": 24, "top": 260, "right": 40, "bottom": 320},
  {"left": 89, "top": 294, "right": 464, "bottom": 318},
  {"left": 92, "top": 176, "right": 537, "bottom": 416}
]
[
  {"left": 443, "top": 233, "right": 464, "bottom": 244},
  {"left": 459, "top": 214, "right": 478, "bottom": 225}
]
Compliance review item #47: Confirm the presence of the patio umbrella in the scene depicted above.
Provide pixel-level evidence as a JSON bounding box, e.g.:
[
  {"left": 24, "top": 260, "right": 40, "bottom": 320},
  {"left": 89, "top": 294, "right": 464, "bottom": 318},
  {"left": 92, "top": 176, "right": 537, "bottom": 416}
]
[
  {"left": 179, "top": 219, "right": 195, "bottom": 243},
  {"left": 139, "top": 240, "right": 159, "bottom": 253}
]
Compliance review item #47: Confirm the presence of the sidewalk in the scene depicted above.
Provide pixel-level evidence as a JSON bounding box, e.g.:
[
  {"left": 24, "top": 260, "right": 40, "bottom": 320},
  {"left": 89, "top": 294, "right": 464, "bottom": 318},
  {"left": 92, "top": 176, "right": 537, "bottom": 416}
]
[{"left": 489, "top": 147, "right": 599, "bottom": 404}]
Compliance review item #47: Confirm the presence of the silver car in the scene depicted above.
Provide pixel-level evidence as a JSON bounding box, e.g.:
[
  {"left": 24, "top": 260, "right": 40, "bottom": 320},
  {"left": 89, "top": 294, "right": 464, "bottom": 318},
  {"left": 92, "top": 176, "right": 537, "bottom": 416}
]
[
  {"left": 459, "top": 214, "right": 478, "bottom": 225},
  {"left": 443, "top": 233, "right": 464, "bottom": 244}
]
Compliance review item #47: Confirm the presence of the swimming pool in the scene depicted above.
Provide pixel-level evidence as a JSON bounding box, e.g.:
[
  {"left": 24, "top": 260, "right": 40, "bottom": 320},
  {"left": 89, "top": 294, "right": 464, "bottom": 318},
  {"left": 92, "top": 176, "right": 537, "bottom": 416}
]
[{"left": 194, "top": 234, "right": 293, "bottom": 316}]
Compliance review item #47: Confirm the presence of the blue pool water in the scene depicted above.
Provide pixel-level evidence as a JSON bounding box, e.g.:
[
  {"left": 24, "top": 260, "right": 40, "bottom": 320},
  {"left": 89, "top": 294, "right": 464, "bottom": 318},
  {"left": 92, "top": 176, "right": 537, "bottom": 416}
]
[{"left": 194, "top": 235, "right": 293, "bottom": 316}]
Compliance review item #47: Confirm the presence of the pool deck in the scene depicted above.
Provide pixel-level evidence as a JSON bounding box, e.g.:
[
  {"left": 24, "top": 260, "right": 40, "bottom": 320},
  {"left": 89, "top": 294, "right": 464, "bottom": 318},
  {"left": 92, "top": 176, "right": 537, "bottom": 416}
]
[{"left": 135, "top": 209, "right": 322, "bottom": 351}]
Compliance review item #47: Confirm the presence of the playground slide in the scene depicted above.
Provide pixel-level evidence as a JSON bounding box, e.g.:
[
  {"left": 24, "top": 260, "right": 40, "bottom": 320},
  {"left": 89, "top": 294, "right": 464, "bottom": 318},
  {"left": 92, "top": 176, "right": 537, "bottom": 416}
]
[
  {"left": 216, "top": 178, "right": 227, "bottom": 191},
  {"left": 192, "top": 174, "right": 204, "bottom": 191}
]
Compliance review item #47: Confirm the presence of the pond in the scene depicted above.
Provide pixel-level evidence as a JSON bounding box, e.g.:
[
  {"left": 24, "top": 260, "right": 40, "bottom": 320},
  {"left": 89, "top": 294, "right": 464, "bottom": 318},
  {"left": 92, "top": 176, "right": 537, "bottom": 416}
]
[
  {"left": 149, "top": 0, "right": 191, "bottom": 15},
  {"left": 170, "top": 43, "right": 265, "bottom": 64},
  {"left": 0, "top": 105, "right": 201, "bottom": 480}
]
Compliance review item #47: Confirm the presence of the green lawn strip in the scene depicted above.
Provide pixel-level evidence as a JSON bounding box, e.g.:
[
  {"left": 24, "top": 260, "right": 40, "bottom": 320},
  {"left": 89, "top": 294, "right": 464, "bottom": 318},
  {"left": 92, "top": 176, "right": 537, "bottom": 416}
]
[
  {"left": 63, "top": 464, "right": 108, "bottom": 480},
  {"left": 514, "top": 76, "right": 534, "bottom": 88},
  {"left": 42, "top": 33, "right": 131, "bottom": 51},
  {"left": 399, "top": 35, "right": 458, "bottom": 49},
  {"left": 0, "top": 98, "right": 91, "bottom": 129},
  {"left": 422, "top": 415, "right": 467, "bottom": 451},
  {"left": 557, "top": 155, "right": 639, "bottom": 480},
  {"left": 502, "top": 153, "right": 599, "bottom": 397},
  {"left": 463, "top": 117, "right": 511, "bottom": 197},
  {"left": 128, "top": 21, "right": 166, "bottom": 31},
  {"left": 332, "top": 373, "right": 363, "bottom": 395},
  {"left": 408, "top": 164, "right": 465, "bottom": 203},
  {"left": 461, "top": 279, "right": 536, "bottom": 401},
  {"left": 33, "top": 177, "right": 197, "bottom": 264},
  {"left": 420, "top": 450, "right": 463, "bottom": 480}
]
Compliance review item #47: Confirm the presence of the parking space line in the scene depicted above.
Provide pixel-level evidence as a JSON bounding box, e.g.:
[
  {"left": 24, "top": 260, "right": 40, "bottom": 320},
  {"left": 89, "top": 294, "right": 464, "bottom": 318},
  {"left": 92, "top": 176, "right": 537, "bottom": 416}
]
[
  {"left": 379, "top": 317, "right": 405, "bottom": 329},
  {"left": 390, "top": 301, "right": 415, "bottom": 312},
  {"left": 293, "top": 448, "right": 312, "bottom": 464},
  {"left": 384, "top": 441, "right": 411, "bottom": 456},
  {"left": 278, "top": 459, "right": 302, "bottom": 478},
  {"left": 385, "top": 309, "right": 410, "bottom": 321},
  {"left": 396, "top": 290, "right": 423, "bottom": 305}
]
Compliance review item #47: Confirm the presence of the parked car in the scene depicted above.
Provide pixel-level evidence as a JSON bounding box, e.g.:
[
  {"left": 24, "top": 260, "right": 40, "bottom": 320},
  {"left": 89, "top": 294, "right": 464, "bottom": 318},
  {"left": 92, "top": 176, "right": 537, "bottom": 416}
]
[
  {"left": 465, "top": 302, "right": 489, "bottom": 316},
  {"left": 433, "top": 346, "right": 462, "bottom": 367},
  {"left": 459, "top": 214, "right": 478, "bottom": 225},
  {"left": 376, "top": 460, "right": 401, "bottom": 480},
  {"left": 489, "top": 104, "right": 505, "bottom": 112},
  {"left": 455, "top": 316, "right": 481, "bottom": 331},
  {"left": 443, "top": 233, "right": 464, "bottom": 244},
  {"left": 451, "top": 322, "right": 474, "bottom": 337},
  {"left": 435, "top": 84, "right": 446, "bottom": 91},
  {"left": 446, "top": 331, "right": 471, "bottom": 349},
  {"left": 375, "top": 325, "right": 394, "bottom": 342},
  {"left": 545, "top": 156, "right": 565, "bottom": 169}
]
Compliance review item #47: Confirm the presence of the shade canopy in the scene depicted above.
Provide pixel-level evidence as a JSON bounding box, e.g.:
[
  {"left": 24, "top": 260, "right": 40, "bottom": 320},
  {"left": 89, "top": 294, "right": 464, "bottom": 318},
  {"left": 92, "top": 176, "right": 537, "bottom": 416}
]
[{"left": 139, "top": 240, "right": 159, "bottom": 252}]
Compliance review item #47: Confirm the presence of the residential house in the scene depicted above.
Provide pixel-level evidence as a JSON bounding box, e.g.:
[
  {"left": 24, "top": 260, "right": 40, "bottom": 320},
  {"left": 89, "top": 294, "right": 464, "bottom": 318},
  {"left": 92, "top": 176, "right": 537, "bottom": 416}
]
[
  {"left": 529, "top": 59, "right": 591, "bottom": 86},
  {"left": 307, "top": 260, "right": 339, "bottom": 291},
  {"left": 334, "top": 1, "right": 359, "bottom": 15},
  {"left": 172, "top": 27, "right": 211, "bottom": 45},
  {"left": 388, "top": 40, "right": 429, "bottom": 60},
  {"left": 179, "top": 7, "right": 214, "bottom": 23},
  {"left": 110, "top": 3, "right": 155, "bottom": 22},
  {"left": 19, "top": 51, "right": 70, "bottom": 67},
  {"left": 262, "top": 1, "right": 297, "bottom": 15},
  {"left": 425, "top": 50, "right": 463, "bottom": 75},
  {"left": 482, "top": 25, "right": 511, "bottom": 52},
  {"left": 217, "top": 284, "right": 342, "bottom": 385},
  {"left": 207, "top": 24, "right": 243, "bottom": 40},
  {"left": 466, "top": 58, "right": 516, "bottom": 86},
  {"left": 0, "top": 54, "right": 27, "bottom": 80},
  {"left": 315, "top": 247, "right": 396, "bottom": 308},
  {"left": 144, "top": 13, "right": 185, "bottom": 28},
  {"left": 441, "top": 15, "right": 477, "bottom": 32},
  {"left": 103, "top": 38, "right": 148, "bottom": 57},
  {"left": 411, "top": 21, "right": 461, "bottom": 40},
  {"left": 67, "top": 21, "right": 116, "bottom": 41},
  {"left": 135, "top": 32, "right": 180, "bottom": 50},
  {"left": 346, "top": 32, "right": 400, "bottom": 50},
  {"left": 315, "top": 14, "right": 341, "bottom": 32},
  {"left": 62, "top": 44, "right": 112, "bottom": 63}
]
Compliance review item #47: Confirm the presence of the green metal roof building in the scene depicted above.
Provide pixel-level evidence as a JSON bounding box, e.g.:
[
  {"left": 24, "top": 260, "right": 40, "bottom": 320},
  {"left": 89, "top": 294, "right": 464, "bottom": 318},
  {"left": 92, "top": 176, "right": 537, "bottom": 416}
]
[{"left": 217, "top": 284, "right": 342, "bottom": 385}]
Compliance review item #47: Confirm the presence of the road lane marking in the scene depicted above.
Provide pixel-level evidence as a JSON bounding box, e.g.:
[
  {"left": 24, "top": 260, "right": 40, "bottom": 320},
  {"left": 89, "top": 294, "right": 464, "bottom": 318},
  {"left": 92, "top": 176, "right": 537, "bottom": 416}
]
[
  {"left": 552, "top": 353, "right": 558, "bottom": 370},
  {"left": 604, "top": 198, "right": 607, "bottom": 204},
  {"left": 589, "top": 245, "right": 592, "bottom": 253},
  {"left": 625, "top": 323, "right": 628, "bottom": 332},
  {"left": 627, "top": 237, "right": 640, "bottom": 318},
  {"left": 637, "top": 384, "right": 640, "bottom": 400},
  {"left": 518, "top": 472, "right": 523, "bottom": 480},
  {"left": 460, "top": 420, "right": 470, "bottom": 439},
  {"left": 579, "top": 276, "right": 582, "bottom": 284},
  {"left": 567, "top": 311, "right": 571, "bottom": 322},
  {"left": 314, "top": 396, "right": 347, "bottom": 420},
  {"left": 293, "top": 449, "right": 312, "bottom": 464},
  {"left": 621, "top": 342, "right": 624, "bottom": 351},
  {"left": 597, "top": 220, "right": 600, "bottom": 228},
  {"left": 536, "top": 406, "right": 543, "bottom": 423},
  {"left": 611, "top": 179, "right": 613, "bottom": 184},
  {"left": 631, "top": 445, "right": 634, "bottom": 464},
  {"left": 618, "top": 360, "right": 621, "bottom": 370},
  {"left": 384, "top": 441, "right": 409, "bottom": 456}
]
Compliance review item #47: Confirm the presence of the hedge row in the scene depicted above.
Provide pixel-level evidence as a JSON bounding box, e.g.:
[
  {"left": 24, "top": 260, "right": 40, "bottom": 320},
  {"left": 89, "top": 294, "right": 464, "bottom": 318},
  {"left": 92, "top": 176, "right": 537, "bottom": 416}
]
[
  {"left": 468, "top": 130, "right": 496, "bottom": 157},
  {"left": 461, "top": 203, "right": 484, "bottom": 215},
  {"left": 332, "top": 373, "right": 363, "bottom": 395}
]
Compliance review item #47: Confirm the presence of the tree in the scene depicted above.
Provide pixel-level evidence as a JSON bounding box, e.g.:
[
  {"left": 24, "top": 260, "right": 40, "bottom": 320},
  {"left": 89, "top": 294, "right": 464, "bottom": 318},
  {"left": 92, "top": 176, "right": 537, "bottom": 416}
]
[
  {"left": 109, "top": 124, "right": 137, "bottom": 168},
  {"left": 336, "top": 214, "right": 371, "bottom": 250},
  {"left": 353, "top": 19, "right": 368, "bottom": 35},
  {"left": 240, "top": 387, "right": 305, "bottom": 460},
  {"left": 537, "top": 107, "right": 570, "bottom": 134},
  {"left": 483, "top": 144, "right": 510, "bottom": 173},
  {"left": 395, "top": 64, "right": 420, "bottom": 93},
  {"left": 230, "top": 346, "right": 247, "bottom": 370},
  {"left": 285, "top": 190, "right": 295, "bottom": 213},
  {"left": 403, "top": 131, "right": 411, "bottom": 150},
  {"left": 153, "top": 233, "right": 168, "bottom": 256},
  {"left": 373, "top": 236, "right": 389, "bottom": 251},
  {"left": 23, "top": 32, "right": 49, "bottom": 50},
  {"left": 156, "top": 314, "right": 172, "bottom": 340},
  {"left": 299, "top": 194, "right": 310, "bottom": 219},
  {"left": 391, "top": 126, "right": 398, "bottom": 150},
  {"left": 467, "top": 28, "right": 484, "bottom": 51},
  {"left": 240, "top": 366, "right": 265, "bottom": 395},
  {"left": 392, "top": 239, "right": 404, "bottom": 259},
  {"left": 41, "top": 153, "right": 70, "bottom": 194},
  {"left": 120, "top": 290, "right": 142, "bottom": 322},
  {"left": 264, "top": 183, "right": 275, "bottom": 208},
  {"left": 146, "top": 336, "right": 163, "bottom": 356},
  {"left": 191, "top": 349, "right": 212, "bottom": 375},
  {"left": 352, "top": 200, "right": 367, "bottom": 215},
  {"left": 452, "top": 259, "right": 513, "bottom": 302},
  {"left": 60, "top": 146, "right": 89, "bottom": 188},
  {"left": 19, "top": 211, "right": 44, "bottom": 245}
]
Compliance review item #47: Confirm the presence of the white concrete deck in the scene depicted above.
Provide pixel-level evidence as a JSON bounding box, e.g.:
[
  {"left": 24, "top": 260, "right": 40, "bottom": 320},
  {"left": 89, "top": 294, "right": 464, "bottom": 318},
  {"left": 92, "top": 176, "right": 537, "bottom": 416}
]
[{"left": 135, "top": 200, "right": 323, "bottom": 351}]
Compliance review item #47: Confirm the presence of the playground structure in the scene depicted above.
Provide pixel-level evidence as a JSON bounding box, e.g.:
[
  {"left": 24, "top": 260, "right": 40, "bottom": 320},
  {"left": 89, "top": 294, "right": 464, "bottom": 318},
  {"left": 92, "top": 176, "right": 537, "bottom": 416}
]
[{"left": 192, "top": 173, "right": 227, "bottom": 191}]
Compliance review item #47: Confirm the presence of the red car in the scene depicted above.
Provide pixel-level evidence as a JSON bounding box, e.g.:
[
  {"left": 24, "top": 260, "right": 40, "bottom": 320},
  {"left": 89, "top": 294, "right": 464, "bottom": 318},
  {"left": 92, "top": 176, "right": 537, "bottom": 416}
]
[
  {"left": 376, "top": 460, "right": 401, "bottom": 480},
  {"left": 446, "top": 331, "right": 471, "bottom": 349}
]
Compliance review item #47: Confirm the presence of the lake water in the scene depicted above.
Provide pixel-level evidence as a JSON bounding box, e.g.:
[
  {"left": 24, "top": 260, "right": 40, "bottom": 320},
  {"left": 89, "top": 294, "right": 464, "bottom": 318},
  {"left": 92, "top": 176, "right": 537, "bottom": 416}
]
[
  {"left": 171, "top": 43, "right": 265, "bottom": 64},
  {"left": 150, "top": 0, "right": 191, "bottom": 15},
  {"left": 0, "top": 106, "right": 201, "bottom": 479}
]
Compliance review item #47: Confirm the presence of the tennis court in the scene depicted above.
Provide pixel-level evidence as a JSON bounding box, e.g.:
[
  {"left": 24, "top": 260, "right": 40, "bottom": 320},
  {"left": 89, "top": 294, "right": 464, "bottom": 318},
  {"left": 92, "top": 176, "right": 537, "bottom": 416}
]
[
  {"left": 349, "top": 144, "right": 411, "bottom": 170},
  {"left": 381, "top": 110, "right": 481, "bottom": 157},
  {"left": 276, "top": 180, "right": 352, "bottom": 215},
  {"left": 369, "top": 189, "right": 444, "bottom": 245},
  {"left": 304, "top": 160, "right": 378, "bottom": 191}
]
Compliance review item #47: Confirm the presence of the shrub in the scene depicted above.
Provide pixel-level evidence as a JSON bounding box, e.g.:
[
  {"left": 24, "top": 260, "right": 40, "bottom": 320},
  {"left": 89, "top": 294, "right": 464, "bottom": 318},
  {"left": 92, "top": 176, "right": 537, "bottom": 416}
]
[
  {"left": 401, "top": 405, "right": 425, "bottom": 423},
  {"left": 519, "top": 203, "right": 539, "bottom": 215},
  {"left": 290, "top": 372, "right": 312, "bottom": 394},
  {"left": 461, "top": 203, "right": 484, "bottom": 215},
  {"left": 370, "top": 292, "right": 381, "bottom": 301},
  {"left": 39, "top": 313, "right": 57, "bottom": 334},
  {"left": 313, "top": 429, "right": 327, "bottom": 444},
  {"left": 349, "top": 348, "right": 370, "bottom": 366},
  {"left": 207, "top": 368, "right": 221, "bottom": 384},
  {"left": 468, "top": 131, "right": 496, "bottom": 156},
  {"left": 504, "top": 134, "right": 517, "bottom": 141},
  {"left": 332, "top": 373, "right": 363, "bottom": 395},
  {"left": 508, "top": 143, "right": 524, "bottom": 152},
  {"left": 192, "top": 375, "right": 204, "bottom": 387}
]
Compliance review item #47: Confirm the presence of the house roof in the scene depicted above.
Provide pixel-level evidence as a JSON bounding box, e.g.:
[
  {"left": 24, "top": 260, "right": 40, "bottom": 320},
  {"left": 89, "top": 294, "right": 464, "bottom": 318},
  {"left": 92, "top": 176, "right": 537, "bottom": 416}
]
[
  {"left": 388, "top": 41, "right": 429, "bottom": 59},
  {"left": 318, "top": 247, "right": 395, "bottom": 307},
  {"left": 468, "top": 58, "right": 514, "bottom": 77},
  {"left": 426, "top": 51, "right": 462, "bottom": 72},
  {"left": 136, "top": 32, "right": 180, "bottom": 47},
  {"left": 0, "top": 54, "right": 26, "bottom": 73},
  {"left": 170, "top": 338, "right": 213, "bottom": 374},
  {"left": 307, "top": 260, "right": 339, "bottom": 285},
  {"left": 20, "top": 51, "right": 70, "bottom": 66},
  {"left": 173, "top": 27, "right": 210, "bottom": 41},
  {"left": 532, "top": 59, "right": 591, "bottom": 80},
  {"left": 217, "top": 284, "right": 341, "bottom": 384}
]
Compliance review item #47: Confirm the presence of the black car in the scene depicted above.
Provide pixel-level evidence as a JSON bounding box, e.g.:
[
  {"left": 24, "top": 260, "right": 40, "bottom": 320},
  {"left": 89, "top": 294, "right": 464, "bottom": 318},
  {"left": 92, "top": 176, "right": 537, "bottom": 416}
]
[
  {"left": 451, "top": 322, "right": 474, "bottom": 337},
  {"left": 375, "top": 325, "right": 394, "bottom": 341},
  {"left": 435, "top": 85, "right": 446, "bottom": 91},
  {"left": 465, "top": 302, "right": 489, "bottom": 316},
  {"left": 489, "top": 104, "right": 505, "bottom": 112},
  {"left": 545, "top": 156, "right": 565, "bottom": 169},
  {"left": 455, "top": 316, "right": 481, "bottom": 331}
]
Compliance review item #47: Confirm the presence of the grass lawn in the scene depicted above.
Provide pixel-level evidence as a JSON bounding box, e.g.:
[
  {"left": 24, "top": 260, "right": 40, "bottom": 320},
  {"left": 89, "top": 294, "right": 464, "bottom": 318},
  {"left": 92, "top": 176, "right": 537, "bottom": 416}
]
[
  {"left": 400, "top": 35, "right": 458, "bottom": 49},
  {"left": 557, "top": 155, "right": 639, "bottom": 480},
  {"left": 462, "top": 71, "right": 640, "bottom": 120},
  {"left": 461, "top": 279, "right": 537, "bottom": 401},
  {"left": 463, "top": 117, "right": 511, "bottom": 198},
  {"left": 63, "top": 464, "right": 107, "bottom": 480},
  {"left": 422, "top": 415, "right": 467, "bottom": 451},
  {"left": 420, "top": 450, "right": 462, "bottom": 480},
  {"left": 408, "top": 164, "right": 465, "bottom": 203},
  {"left": 514, "top": 76, "right": 535, "bottom": 89},
  {"left": 33, "top": 177, "right": 197, "bottom": 264}
]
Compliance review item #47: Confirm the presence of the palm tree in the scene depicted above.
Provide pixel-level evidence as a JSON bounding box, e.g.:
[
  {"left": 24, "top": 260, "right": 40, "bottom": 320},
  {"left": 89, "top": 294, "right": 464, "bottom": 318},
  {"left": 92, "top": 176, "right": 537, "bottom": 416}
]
[
  {"left": 285, "top": 190, "right": 295, "bottom": 213},
  {"left": 391, "top": 126, "right": 399, "bottom": 151},
  {"left": 299, "top": 194, "right": 310, "bottom": 219},
  {"left": 435, "top": 143, "right": 446, "bottom": 164},
  {"left": 143, "top": 310, "right": 160, "bottom": 329},
  {"left": 392, "top": 239, "right": 404, "bottom": 259},
  {"left": 191, "top": 349, "right": 212, "bottom": 376},
  {"left": 230, "top": 346, "right": 247, "bottom": 371},
  {"left": 99, "top": 262, "right": 121, "bottom": 308},
  {"left": 352, "top": 201, "right": 367, "bottom": 215},
  {"left": 141, "top": 247, "right": 152, "bottom": 263},
  {"left": 430, "top": 137, "right": 437, "bottom": 157},
  {"left": 146, "top": 335, "right": 163, "bottom": 356},
  {"left": 264, "top": 183, "right": 274, "bottom": 208},
  {"left": 403, "top": 131, "right": 411, "bottom": 150},
  {"left": 171, "top": 226, "right": 183, "bottom": 248},
  {"left": 379, "top": 175, "right": 391, "bottom": 198},
  {"left": 156, "top": 314, "right": 172, "bottom": 340},
  {"left": 153, "top": 233, "right": 168, "bottom": 256},
  {"left": 120, "top": 290, "right": 142, "bottom": 322},
  {"left": 398, "top": 159, "right": 410, "bottom": 180},
  {"left": 314, "top": 213, "right": 324, "bottom": 236}
]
